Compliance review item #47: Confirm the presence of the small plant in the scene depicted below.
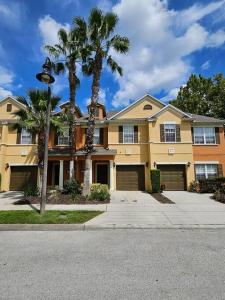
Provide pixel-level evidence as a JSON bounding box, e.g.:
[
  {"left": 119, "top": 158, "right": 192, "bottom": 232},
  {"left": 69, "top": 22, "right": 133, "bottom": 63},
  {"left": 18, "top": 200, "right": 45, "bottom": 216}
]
[
  {"left": 88, "top": 184, "right": 110, "bottom": 201},
  {"left": 188, "top": 181, "right": 200, "bottom": 193},
  {"left": 150, "top": 170, "right": 161, "bottom": 193},
  {"left": 24, "top": 184, "right": 39, "bottom": 197},
  {"left": 63, "top": 179, "right": 80, "bottom": 195}
]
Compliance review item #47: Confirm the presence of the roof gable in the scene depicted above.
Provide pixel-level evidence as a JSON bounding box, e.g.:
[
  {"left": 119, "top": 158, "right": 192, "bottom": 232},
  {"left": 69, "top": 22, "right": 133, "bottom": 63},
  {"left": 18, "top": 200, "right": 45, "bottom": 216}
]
[
  {"left": 109, "top": 94, "right": 165, "bottom": 120},
  {"left": 0, "top": 96, "right": 26, "bottom": 110},
  {"left": 148, "top": 104, "right": 192, "bottom": 120}
]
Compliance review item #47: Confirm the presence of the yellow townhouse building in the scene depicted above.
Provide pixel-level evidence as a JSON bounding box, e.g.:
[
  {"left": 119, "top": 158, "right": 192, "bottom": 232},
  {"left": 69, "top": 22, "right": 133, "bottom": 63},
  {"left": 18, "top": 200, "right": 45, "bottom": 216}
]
[{"left": 0, "top": 94, "right": 224, "bottom": 192}]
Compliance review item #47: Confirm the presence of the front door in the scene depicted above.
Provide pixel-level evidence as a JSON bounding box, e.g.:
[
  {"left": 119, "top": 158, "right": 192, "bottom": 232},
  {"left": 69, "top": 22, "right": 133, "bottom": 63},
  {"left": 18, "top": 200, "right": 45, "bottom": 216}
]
[
  {"left": 96, "top": 164, "right": 108, "bottom": 185},
  {"left": 53, "top": 163, "right": 59, "bottom": 186}
]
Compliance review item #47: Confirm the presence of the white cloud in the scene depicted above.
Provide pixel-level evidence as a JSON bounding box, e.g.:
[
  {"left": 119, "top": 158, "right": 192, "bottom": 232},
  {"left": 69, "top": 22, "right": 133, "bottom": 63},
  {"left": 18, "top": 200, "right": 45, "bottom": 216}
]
[
  {"left": 0, "top": 87, "right": 12, "bottom": 98},
  {"left": 0, "top": 66, "right": 14, "bottom": 86},
  {"left": 38, "top": 15, "right": 70, "bottom": 47},
  {"left": 201, "top": 60, "right": 211, "bottom": 70},
  {"left": 111, "top": 0, "right": 225, "bottom": 107},
  {"left": 161, "top": 87, "right": 180, "bottom": 103},
  {"left": 207, "top": 29, "right": 225, "bottom": 47}
]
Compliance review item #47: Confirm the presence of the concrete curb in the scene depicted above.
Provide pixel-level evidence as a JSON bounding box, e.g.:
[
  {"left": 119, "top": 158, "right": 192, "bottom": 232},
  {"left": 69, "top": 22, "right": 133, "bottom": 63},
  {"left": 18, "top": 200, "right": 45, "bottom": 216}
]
[{"left": 1, "top": 224, "right": 225, "bottom": 231}]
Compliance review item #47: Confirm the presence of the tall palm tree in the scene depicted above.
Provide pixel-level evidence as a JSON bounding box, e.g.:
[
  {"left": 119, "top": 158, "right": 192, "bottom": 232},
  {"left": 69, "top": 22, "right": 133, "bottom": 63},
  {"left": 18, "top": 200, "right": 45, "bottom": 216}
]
[
  {"left": 45, "top": 24, "right": 88, "bottom": 179},
  {"left": 14, "top": 89, "right": 62, "bottom": 193},
  {"left": 78, "top": 8, "right": 130, "bottom": 195}
]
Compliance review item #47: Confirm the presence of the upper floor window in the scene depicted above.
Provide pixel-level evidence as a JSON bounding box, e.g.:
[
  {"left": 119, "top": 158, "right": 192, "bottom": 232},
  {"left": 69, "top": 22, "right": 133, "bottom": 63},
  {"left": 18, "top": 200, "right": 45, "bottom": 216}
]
[
  {"left": 6, "top": 103, "right": 12, "bottom": 112},
  {"left": 58, "top": 128, "right": 69, "bottom": 145},
  {"left": 143, "top": 104, "right": 152, "bottom": 110},
  {"left": 123, "top": 125, "right": 134, "bottom": 143},
  {"left": 195, "top": 164, "right": 218, "bottom": 180},
  {"left": 94, "top": 128, "right": 100, "bottom": 144},
  {"left": 21, "top": 128, "right": 32, "bottom": 144},
  {"left": 194, "top": 127, "right": 216, "bottom": 144},
  {"left": 164, "top": 124, "right": 176, "bottom": 142}
]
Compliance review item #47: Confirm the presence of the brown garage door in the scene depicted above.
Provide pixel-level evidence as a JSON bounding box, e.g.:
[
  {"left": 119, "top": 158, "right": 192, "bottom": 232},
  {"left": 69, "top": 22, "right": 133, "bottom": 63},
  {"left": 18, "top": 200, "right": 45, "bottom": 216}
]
[
  {"left": 10, "top": 166, "right": 38, "bottom": 191},
  {"left": 116, "top": 165, "right": 145, "bottom": 191},
  {"left": 158, "top": 165, "right": 185, "bottom": 191}
]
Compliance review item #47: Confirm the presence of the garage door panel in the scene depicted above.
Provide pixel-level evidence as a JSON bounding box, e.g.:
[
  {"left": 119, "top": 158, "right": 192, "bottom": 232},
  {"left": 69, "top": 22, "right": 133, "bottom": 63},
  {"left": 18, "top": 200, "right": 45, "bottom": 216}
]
[
  {"left": 158, "top": 165, "right": 185, "bottom": 191},
  {"left": 116, "top": 165, "right": 145, "bottom": 191},
  {"left": 10, "top": 166, "right": 38, "bottom": 191}
]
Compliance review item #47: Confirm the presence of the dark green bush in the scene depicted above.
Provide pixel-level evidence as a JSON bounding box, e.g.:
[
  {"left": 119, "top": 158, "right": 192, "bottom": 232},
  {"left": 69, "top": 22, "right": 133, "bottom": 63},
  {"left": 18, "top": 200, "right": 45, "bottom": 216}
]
[
  {"left": 88, "top": 184, "right": 110, "bottom": 201},
  {"left": 63, "top": 179, "right": 80, "bottom": 195},
  {"left": 151, "top": 169, "right": 161, "bottom": 193},
  {"left": 199, "top": 177, "right": 225, "bottom": 193},
  {"left": 24, "top": 185, "right": 39, "bottom": 197},
  {"left": 214, "top": 185, "right": 225, "bottom": 203}
]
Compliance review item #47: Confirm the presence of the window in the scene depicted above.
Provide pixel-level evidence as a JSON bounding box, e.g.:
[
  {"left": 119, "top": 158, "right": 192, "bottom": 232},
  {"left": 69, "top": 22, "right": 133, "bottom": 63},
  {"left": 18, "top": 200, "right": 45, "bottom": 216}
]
[
  {"left": 195, "top": 164, "right": 218, "bottom": 180},
  {"left": 164, "top": 124, "right": 176, "bottom": 142},
  {"left": 20, "top": 128, "right": 32, "bottom": 144},
  {"left": 58, "top": 128, "right": 69, "bottom": 145},
  {"left": 143, "top": 104, "right": 152, "bottom": 110},
  {"left": 6, "top": 104, "right": 12, "bottom": 112},
  {"left": 93, "top": 128, "right": 100, "bottom": 144},
  {"left": 123, "top": 125, "right": 134, "bottom": 143},
  {"left": 194, "top": 127, "right": 216, "bottom": 144}
]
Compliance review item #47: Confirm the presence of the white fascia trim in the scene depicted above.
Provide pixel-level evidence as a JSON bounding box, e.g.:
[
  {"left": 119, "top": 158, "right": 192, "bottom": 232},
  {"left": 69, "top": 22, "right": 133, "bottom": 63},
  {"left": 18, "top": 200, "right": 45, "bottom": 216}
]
[
  {"left": 148, "top": 104, "right": 191, "bottom": 120},
  {"left": 156, "top": 162, "right": 189, "bottom": 165},
  {"left": 0, "top": 96, "right": 27, "bottom": 109},
  {"left": 108, "top": 94, "right": 165, "bottom": 120},
  {"left": 163, "top": 121, "right": 176, "bottom": 124},
  {"left": 115, "top": 163, "right": 146, "bottom": 165},
  {"left": 59, "top": 101, "right": 70, "bottom": 108},
  {"left": 194, "top": 161, "right": 219, "bottom": 164},
  {"left": 9, "top": 163, "right": 38, "bottom": 166}
]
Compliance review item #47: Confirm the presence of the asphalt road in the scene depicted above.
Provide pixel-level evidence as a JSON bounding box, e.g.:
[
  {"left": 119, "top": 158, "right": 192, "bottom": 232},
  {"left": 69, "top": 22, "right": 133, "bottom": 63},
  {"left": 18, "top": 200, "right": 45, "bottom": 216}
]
[{"left": 1, "top": 230, "right": 225, "bottom": 300}]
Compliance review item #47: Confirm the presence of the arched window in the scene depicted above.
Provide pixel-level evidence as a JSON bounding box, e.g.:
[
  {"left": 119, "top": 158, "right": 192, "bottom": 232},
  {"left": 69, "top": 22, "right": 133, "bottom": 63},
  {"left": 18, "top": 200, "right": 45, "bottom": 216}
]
[{"left": 143, "top": 104, "right": 152, "bottom": 110}]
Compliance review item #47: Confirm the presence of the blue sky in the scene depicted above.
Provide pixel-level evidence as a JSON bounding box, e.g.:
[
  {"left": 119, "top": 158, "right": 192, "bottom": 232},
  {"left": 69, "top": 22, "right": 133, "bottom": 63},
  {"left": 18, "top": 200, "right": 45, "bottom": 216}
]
[{"left": 0, "top": 0, "right": 225, "bottom": 113}]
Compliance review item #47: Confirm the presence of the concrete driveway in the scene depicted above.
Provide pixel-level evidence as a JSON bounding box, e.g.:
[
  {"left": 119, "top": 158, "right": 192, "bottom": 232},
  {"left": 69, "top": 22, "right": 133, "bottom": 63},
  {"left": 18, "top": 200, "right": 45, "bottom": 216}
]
[{"left": 85, "top": 190, "right": 225, "bottom": 228}]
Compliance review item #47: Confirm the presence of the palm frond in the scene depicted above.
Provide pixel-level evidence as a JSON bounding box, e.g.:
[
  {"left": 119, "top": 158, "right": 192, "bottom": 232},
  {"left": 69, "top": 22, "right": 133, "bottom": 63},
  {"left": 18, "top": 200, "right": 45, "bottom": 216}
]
[
  {"left": 104, "top": 12, "right": 118, "bottom": 37},
  {"left": 110, "top": 35, "right": 130, "bottom": 54},
  {"left": 53, "top": 62, "right": 65, "bottom": 75},
  {"left": 44, "top": 45, "right": 60, "bottom": 58},
  {"left": 58, "top": 28, "right": 68, "bottom": 46},
  {"left": 107, "top": 56, "right": 123, "bottom": 76}
]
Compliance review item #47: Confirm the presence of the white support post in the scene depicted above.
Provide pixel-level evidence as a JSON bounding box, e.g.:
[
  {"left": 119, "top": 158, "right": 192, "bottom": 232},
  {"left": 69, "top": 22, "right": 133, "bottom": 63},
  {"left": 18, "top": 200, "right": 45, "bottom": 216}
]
[
  {"left": 59, "top": 160, "right": 64, "bottom": 190},
  {"left": 110, "top": 160, "right": 114, "bottom": 190}
]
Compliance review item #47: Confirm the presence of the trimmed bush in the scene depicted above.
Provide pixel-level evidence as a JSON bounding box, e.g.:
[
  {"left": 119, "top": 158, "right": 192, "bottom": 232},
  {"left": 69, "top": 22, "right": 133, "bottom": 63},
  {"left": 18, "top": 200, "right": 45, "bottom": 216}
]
[
  {"left": 89, "top": 184, "right": 110, "bottom": 201},
  {"left": 150, "top": 169, "right": 160, "bottom": 193},
  {"left": 199, "top": 177, "right": 225, "bottom": 193},
  {"left": 63, "top": 179, "right": 80, "bottom": 195},
  {"left": 24, "top": 185, "right": 39, "bottom": 197}
]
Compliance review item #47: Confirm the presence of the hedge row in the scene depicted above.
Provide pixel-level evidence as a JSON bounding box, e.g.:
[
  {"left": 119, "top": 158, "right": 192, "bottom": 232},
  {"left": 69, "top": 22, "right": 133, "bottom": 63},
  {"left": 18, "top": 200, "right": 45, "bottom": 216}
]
[{"left": 199, "top": 177, "right": 225, "bottom": 193}]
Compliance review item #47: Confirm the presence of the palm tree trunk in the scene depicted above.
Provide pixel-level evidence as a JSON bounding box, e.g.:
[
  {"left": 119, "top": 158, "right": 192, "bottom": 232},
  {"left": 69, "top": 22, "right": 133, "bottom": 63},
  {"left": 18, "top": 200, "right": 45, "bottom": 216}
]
[
  {"left": 82, "top": 52, "right": 102, "bottom": 196},
  {"left": 37, "top": 133, "right": 45, "bottom": 191},
  {"left": 68, "top": 60, "right": 77, "bottom": 180}
]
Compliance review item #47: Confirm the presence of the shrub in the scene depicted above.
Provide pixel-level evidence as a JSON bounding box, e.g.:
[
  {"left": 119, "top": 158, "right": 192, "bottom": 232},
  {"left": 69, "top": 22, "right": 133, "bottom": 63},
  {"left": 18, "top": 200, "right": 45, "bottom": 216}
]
[
  {"left": 24, "top": 185, "right": 39, "bottom": 197},
  {"left": 63, "top": 179, "right": 80, "bottom": 195},
  {"left": 150, "top": 169, "right": 160, "bottom": 193},
  {"left": 88, "top": 184, "right": 110, "bottom": 201},
  {"left": 188, "top": 181, "right": 200, "bottom": 193},
  {"left": 198, "top": 177, "right": 225, "bottom": 193}
]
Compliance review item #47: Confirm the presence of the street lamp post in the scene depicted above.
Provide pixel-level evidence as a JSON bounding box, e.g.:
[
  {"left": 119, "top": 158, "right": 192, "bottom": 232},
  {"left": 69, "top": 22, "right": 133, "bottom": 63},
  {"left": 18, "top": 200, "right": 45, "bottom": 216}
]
[{"left": 36, "top": 57, "right": 55, "bottom": 214}]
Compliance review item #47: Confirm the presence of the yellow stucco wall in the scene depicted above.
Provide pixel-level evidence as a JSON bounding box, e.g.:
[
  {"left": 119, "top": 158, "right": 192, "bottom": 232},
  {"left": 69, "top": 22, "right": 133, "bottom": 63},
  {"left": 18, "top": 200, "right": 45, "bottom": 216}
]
[
  {"left": 0, "top": 97, "right": 23, "bottom": 120},
  {"left": 116, "top": 96, "right": 164, "bottom": 119}
]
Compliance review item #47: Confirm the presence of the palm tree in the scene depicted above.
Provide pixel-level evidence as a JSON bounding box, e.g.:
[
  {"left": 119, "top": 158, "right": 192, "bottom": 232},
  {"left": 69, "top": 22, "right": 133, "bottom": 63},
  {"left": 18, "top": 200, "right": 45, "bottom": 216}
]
[
  {"left": 14, "top": 89, "right": 62, "bottom": 200},
  {"left": 45, "top": 24, "right": 88, "bottom": 180},
  {"left": 78, "top": 8, "right": 130, "bottom": 195}
]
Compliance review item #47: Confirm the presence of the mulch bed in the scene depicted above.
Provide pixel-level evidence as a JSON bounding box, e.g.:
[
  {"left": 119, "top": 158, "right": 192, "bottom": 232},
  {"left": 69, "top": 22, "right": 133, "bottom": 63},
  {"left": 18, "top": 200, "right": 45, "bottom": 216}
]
[
  {"left": 151, "top": 193, "right": 175, "bottom": 204},
  {"left": 14, "top": 194, "right": 110, "bottom": 205}
]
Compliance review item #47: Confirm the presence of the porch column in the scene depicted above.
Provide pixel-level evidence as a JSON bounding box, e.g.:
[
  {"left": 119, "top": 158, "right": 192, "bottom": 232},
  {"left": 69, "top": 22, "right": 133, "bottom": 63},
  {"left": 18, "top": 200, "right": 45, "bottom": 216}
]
[
  {"left": 110, "top": 160, "right": 114, "bottom": 190},
  {"left": 59, "top": 160, "right": 64, "bottom": 190}
]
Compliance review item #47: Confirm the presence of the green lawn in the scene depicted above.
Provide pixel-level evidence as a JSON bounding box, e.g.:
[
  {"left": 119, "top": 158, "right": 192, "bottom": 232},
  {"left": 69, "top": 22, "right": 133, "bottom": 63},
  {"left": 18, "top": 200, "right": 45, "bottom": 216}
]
[{"left": 0, "top": 210, "right": 102, "bottom": 224}]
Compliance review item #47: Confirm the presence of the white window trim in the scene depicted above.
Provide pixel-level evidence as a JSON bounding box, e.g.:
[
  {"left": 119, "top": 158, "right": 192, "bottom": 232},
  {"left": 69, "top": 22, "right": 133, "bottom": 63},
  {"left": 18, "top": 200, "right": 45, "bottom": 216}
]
[
  {"left": 93, "top": 128, "right": 100, "bottom": 145},
  {"left": 193, "top": 127, "right": 216, "bottom": 145},
  {"left": 57, "top": 128, "right": 69, "bottom": 146},
  {"left": 164, "top": 123, "right": 176, "bottom": 143},
  {"left": 123, "top": 125, "right": 134, "bottom": 144},
  {"left": 195, "top": 163, "right": 218, "bottom": 179},
  {"left": 20, "top": 128, "right": 32, "bottom": 145}
]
